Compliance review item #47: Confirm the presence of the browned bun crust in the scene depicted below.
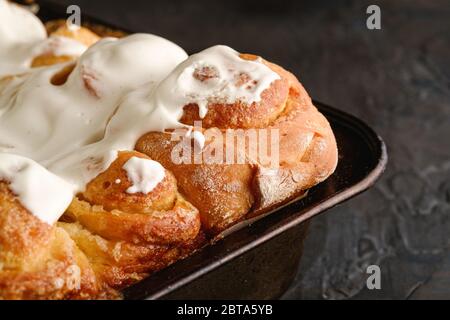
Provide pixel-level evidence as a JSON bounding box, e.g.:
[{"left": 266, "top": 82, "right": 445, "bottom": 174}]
[
  {"left": 0, "top": 182, "right": 113, "bottom": 299},
  {"left": 83, "top": 151, "right": 177, "bottom": 213},
  {"left": 136, "top": 55, "right": 338, "bottom": 233},
  {"left": 31, "top": 25, "right": 100, "bottom": 68},
  {"left": 61, "top": 151, "right": 203, "bottom": 288},
  {"left": 66, "top": 195, "right": 200, "bottom": 246},
  {"left": 250, "top": 61, "right": 338, "bottom": 213},
  {"left": 0, "top": 41, "right": 337, "bottom": 297},
  {"left": 135, "top": 133, "right": 255, "bottom": 233},
  {"left": 59, "top": 222, "right": 205, "bottom": 289}
]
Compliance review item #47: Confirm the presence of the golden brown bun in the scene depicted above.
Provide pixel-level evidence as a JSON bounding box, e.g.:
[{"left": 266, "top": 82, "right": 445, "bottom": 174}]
[
  {"left": 136, "top": 133, "right": 255, "bottom": 233},
  {"left": 62, "top": 151, "right": 203, "bottom": 288},
  {"left": 83, "top": 151, "right": 177, "bottom": 214},
  {"left": 0, "top": 182, "right": 114, "bottom": 299},
  {"left": 0, "top": 33, "right": 337, "bottom": 297},
  {"left": 136, "top": 55, "right": 338, "bottom": 233},
  {"left": 59, "top": 221, "right": 204, "bottom": 289}
]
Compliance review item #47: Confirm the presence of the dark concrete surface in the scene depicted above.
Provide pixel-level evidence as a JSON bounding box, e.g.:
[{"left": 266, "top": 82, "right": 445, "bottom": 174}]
[{"left": 44, "top": 0, "right": 450, "bottom": 299}]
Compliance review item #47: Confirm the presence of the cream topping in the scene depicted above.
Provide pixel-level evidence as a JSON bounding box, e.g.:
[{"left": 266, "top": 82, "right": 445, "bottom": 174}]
[
  {"left": 191, "top": 131, "right": 206, "bottom": 152},
  {"left": 104, "top": 45, "right": 280, "bottom": 140},
  {"left": 142, "top": 45, "right": 281, "bottom": 130},
  {"left": 0, "top": 33, "right": 187, "bottom": 224},
  {"left": 0, "top": 1, "right": 46, "bottom": 45},
  {"left": 0, "top": 12, "right": 280, "bottom": 225},
  {"left": 123, "top": 157, "right": 166, "bottom": 194},
  {"left": 31, "top": 36, "right": 88, "bottom": 58},
  {"left": 0, "top": 153, "right": 74, "bottom": 225},
  {"left": 0, "top": 0, "right": 90, "bottom": 77},
  {"left": 0, "top": 0, "right": 47, "bottom": 76}
]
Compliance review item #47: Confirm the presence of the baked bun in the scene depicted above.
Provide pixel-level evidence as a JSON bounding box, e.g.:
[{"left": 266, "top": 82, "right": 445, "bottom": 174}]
[
  {"left": 136, "top": 54, "right": 338, "bottom": 233},
  {"left": 0, "top": 2, "right": 338, "bottom": 299},
  {"left": 60, "top": 151, "right": 203, "bottom": 288},
  {"left": 0, "top": 182, "right": 113, "bottom": 299}
]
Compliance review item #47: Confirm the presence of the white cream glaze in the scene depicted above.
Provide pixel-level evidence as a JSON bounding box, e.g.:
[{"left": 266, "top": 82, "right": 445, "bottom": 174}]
[
  {"left": 63, "top": 45, "right": 280, "bottom": 177},
  {"left": 0, "top": 0, "right": 47, "bottom": 76},
  {"left": 191, "top": 131, "right": 206, "bottom": 152},
  {"left": 31, "top": 36, "right": 88, "bottom": 58},
  {"left": 0, "top": 153, "right": 74, "bottom": 225},
  {"left": 107, "top": 45, "right": 281, "bottom": 136},
  {"left": 0, "top": 0, "right": 92, "bottom": 77},
  {"left": 0, "top": 22, "right": 280, "bottom": 225},
  {"left": 0, "top": 0, "right": 46, "bottom": 44},
  {"left": 150, "top": 45, "right": 281, "bottom": 119},
  {"left": 0, "top": 33, "right": 187, "bottom": 224},
  {"left": 123, "top": 157, "right": 165, "bottom": 194}
]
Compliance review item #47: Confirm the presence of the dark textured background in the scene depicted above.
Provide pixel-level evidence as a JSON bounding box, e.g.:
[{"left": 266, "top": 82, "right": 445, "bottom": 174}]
[{"left": 46, "top": 0, "right": 450, "bottom": 299}]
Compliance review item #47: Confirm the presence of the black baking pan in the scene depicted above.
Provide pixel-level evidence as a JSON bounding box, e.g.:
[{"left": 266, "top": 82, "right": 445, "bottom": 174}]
[
  {"left": 124, "top": 101, "right": 387, "bottom": 300},
  {"left": 15, "top": 0, "right": 388, "bottom": 300}
]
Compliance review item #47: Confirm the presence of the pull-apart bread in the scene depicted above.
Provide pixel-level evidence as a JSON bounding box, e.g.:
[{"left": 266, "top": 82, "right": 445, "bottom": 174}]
[{"left": 0, "top": 0, "right": 337, "bottom": 299}]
